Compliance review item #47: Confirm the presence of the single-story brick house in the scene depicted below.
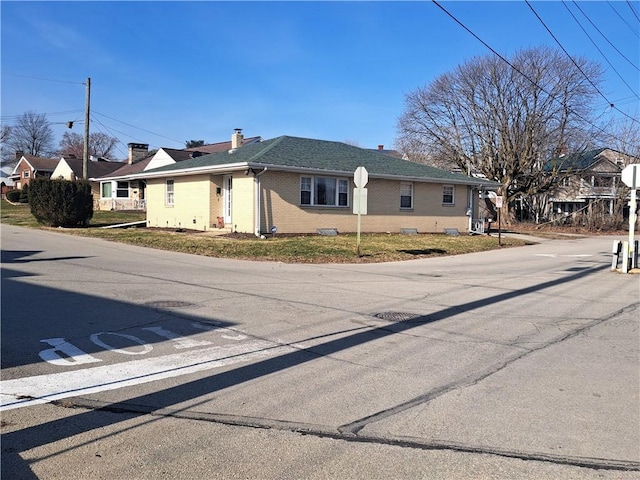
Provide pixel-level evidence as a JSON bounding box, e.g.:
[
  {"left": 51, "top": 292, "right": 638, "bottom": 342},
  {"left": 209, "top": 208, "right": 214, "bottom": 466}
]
[{"left": 128, "top": 135, "right": 497, "bottom": 235}]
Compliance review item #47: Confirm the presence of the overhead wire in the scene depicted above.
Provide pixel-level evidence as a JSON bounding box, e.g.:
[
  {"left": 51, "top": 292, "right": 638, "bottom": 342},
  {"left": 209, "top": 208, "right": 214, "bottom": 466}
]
[
  {"left": 607, "top": 1, "right": 639, "bottom": 37},
  {"left": 430, "top": 0, "right": 638, "bottom": 154},
  {"left": 569, "top": 1, "right": 640, "bottom": 72},
  {"left": 92, "top": 111, "right": 183, "bottom": 146},
  {"left": 88, "top": 115, "right": 130, "bottom": 159},
  {"left": 525, "top": 0, "right": 639, "bottom": 125},
  {"left": 1, "top": 72, "right": 85, "bottom": 85},
  {"left": 626, "top": 0, "right": 640, "bottom": 22}
]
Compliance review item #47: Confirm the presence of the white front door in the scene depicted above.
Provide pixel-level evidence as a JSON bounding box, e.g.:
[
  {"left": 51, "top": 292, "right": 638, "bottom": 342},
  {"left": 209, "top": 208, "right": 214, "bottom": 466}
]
[{"left": 223, "top": 175, "right": 232, "bottom": 224}]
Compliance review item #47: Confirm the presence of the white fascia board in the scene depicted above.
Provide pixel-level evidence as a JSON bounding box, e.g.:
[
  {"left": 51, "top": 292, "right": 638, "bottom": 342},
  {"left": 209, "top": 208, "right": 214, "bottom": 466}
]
[
  {"left": 127, "top": 162, "right": 250, "bottom": 180},
  {"left": 11, "top": 157, "right": 33, "bottom": 175},
  {"left": 245, "top": 162, "right": 492, "bottom": 186}
]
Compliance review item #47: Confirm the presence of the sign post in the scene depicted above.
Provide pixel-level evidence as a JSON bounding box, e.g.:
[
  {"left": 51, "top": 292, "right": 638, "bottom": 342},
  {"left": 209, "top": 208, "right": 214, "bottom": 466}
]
[
  {"left": 621, "top": 164, "right": 640, "bottom": 270},
  {"left": 495, "top": 196, "right": 503, "bottom": 246},
  {"left": 353, "top": 166, "right": 369, "bottom": 257}
]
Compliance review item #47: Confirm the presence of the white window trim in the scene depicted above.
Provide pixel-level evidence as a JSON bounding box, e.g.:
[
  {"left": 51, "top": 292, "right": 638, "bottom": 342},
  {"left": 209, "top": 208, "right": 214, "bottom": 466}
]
[
  {"left": 442, "top": 185, "right": 455, "bottom": 205},
  {"left": 300, "top": 176, "right": 349, "bottom": 207},
  {"left": 100, "top": 181, "right": 113, "bottom": 199},
  {"left": 116, "top": 181, "right": 130, "bottom": 199},
  {"left": 400, "top": 182, "right": 413, "bottom": 210},
  {"left": 165, "top": 179, "right": 175, "bottom": 206}
]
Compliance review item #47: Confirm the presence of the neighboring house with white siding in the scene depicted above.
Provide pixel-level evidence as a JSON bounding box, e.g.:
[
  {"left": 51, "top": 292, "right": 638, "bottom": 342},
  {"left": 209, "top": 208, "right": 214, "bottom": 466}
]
[{"left": 93, "top": 133, "right": 262, "bottom": 211}]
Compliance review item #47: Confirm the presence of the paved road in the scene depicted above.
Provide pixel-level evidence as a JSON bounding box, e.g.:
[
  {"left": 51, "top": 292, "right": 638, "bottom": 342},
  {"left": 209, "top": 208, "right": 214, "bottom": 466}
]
[{"left": 1, "top": 224, "right": 638, "bottom": 479}]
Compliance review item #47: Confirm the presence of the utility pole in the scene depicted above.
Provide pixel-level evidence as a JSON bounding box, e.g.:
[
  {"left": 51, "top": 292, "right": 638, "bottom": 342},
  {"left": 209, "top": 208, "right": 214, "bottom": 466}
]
[{"left": 82, "top": 77, "right": 91, "bottom": 179}]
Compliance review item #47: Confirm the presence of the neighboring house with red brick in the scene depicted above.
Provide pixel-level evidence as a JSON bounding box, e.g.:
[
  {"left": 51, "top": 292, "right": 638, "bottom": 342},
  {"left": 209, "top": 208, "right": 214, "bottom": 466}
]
[{"left": 10, "top": 153, "right": 59, "bottom": 189}]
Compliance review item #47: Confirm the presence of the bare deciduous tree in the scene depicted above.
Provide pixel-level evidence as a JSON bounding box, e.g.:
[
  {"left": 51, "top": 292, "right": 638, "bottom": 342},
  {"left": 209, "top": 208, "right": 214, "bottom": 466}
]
[
  {"left": 59, "top": 131, "right": 119, "bottom": 159},
  {"left": 5, "top": 111, "right": 56, "bottom": 158},
  {"left": 396, "top": 46, "right": 604, "bottom": 223}
]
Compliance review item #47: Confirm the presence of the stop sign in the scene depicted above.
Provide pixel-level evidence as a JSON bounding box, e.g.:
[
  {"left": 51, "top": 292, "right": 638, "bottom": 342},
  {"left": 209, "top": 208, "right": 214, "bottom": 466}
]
[
  {"left": 354, "top": 166, "right": 368, "bottom": 188},
  {"left": 621, "top": 164, "right": 640, "bottom": 188}
]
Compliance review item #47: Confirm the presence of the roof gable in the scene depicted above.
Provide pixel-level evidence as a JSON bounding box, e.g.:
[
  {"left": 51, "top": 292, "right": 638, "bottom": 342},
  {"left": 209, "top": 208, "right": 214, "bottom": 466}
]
[
  {"left": 548, "top": 148, "right": 630, "bottom": 173},
  {"left": 59, "top": 158, "right": 123, "bottom": 178},
  {"left": 91, "top": 156, "right": 154, "bottom": 180},
  {"left": 11, "top": 155, "right": 59, "bottom": 174}
]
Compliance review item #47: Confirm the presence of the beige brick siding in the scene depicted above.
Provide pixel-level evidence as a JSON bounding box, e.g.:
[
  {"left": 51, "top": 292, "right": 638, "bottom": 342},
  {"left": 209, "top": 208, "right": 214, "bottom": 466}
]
[
  {"left": 147, "top": 175, "right": 212, "bottom": 230},
  {"left": 259, "top": 171, "right": 471, "bottom": 234},
  {"left": 145, "top": 170, "right": 473, "bottom": 234}
]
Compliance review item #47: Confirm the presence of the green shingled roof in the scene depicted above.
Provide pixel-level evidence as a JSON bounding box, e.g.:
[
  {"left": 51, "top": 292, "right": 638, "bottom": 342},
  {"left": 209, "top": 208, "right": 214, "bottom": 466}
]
[{"left": 140, "top": 136, "right": 495, "bottom": 186}]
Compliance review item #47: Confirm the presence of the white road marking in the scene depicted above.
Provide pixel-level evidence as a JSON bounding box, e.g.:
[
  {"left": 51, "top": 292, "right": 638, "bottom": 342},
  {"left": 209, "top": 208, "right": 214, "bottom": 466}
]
[
  {"left": 533, "top": 254, "right": 593, "bottom": 258},
  {"left": 1, "top": 340, "right": 299, "bottom": 411}
]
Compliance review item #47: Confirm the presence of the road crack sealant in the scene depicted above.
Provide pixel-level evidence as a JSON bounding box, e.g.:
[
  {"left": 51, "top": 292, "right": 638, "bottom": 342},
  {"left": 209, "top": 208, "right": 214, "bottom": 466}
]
[{"left": 46, "top": 301, "right": 639, "bottom": 473}]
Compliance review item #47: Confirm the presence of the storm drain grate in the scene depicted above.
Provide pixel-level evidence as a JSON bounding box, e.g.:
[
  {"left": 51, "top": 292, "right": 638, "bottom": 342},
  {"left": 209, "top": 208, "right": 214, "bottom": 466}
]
[
  {"left": 145, "top": 300, "right": 194, "bottom": 309},
  {"left": 373, "top": 312, "right": 423, "bottom": 322}
]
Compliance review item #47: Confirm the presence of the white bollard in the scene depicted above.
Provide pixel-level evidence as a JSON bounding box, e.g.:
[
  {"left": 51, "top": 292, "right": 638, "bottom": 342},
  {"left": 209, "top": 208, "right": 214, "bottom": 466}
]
[{"left": 611, "top": 240, "right": 621, "bottom": 271}]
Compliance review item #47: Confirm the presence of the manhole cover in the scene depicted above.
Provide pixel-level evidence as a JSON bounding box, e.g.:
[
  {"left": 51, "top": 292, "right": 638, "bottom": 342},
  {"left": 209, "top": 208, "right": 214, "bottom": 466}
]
[
  {"left": 145, "top": 300, "right": 194, "bottom": 308},
  {"left": 373, "top": 312, "right": 423, "bottom": 322}
]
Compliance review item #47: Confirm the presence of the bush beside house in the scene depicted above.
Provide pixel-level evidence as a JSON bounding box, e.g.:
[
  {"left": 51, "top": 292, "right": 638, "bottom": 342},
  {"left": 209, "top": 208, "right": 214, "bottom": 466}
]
[
  {"left": 29, "top": 178, "right": 94, "bottom": 227},
  {"left": 6, "top": 190, "right": 21, "bottom": 203}
]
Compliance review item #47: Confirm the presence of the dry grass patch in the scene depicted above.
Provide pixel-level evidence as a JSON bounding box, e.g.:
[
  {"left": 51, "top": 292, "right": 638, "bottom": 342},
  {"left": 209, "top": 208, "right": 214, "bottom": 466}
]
[{"left": 2, "top": 200, "right": 528, "bottom": 263}]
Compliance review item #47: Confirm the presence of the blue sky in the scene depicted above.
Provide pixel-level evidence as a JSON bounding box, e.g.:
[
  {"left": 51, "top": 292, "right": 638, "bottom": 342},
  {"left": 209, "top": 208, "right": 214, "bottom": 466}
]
[{"left": 1, "top": 1, "right": 638, "bottom": 161}]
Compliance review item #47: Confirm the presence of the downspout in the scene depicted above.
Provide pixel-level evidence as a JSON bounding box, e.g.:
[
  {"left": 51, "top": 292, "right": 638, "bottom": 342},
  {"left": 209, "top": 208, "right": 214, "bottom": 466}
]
[{"left": 253, "top": 167, "right": 268, "bottom": 237}]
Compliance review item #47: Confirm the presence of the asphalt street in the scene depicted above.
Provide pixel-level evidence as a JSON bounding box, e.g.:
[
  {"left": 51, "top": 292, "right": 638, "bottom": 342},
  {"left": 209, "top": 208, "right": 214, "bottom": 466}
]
[{"left": 1, "top": 224, "right": 639, "bottom": 479}]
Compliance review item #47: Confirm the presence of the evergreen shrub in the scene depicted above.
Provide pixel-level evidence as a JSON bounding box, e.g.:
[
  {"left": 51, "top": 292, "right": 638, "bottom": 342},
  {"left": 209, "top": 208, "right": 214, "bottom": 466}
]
[
  {"left": 29, "top": 178, "right": 94, "bottom": 227},
  {"left": 19, "top": 183, "right": 29, "bottom": 203},
  {"left": 6, "top": 190, "right": 21, "bottom": 202}
]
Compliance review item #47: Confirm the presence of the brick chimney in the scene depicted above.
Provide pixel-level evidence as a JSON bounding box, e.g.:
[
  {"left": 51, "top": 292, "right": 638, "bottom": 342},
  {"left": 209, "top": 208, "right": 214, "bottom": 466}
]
[
  {"left": 127, "top": 143, "right": 149, "bottom": 164},
  {"left": 15, "top": 150, "right": 24, "bottom": 160},
  {"left": 231, "top": 129, "right": 243, "bottom": 150},
  {"left": 378, "top": 145, "right": 384, "bottom": 151}
]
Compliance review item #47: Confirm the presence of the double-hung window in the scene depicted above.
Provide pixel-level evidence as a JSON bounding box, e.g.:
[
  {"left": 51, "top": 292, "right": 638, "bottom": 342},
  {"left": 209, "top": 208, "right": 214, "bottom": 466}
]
[
  {"left": 400, "top": 182, "right": 413, "bottom": 209},
  {"left": 165, "top": 179, "right": 174, "bottom": 206},
  {"left": 300, "top": 176, "right": 349, "bottom": 207},
  {"left": 442, "top": 185, "right": 455, "bottom": 205}
]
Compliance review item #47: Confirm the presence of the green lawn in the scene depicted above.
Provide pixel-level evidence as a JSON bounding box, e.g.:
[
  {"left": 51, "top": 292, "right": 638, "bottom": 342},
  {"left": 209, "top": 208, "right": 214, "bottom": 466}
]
[{"left": 1, "top": 200, "right": 528, "bottom": 263}]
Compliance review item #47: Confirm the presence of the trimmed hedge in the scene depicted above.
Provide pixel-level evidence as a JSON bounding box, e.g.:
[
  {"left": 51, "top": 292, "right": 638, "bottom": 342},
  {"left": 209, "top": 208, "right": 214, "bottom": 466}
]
[
  {"left": 29, "top": 178, "right": 94, "bottom": 227},
  {"left": 5, "top": 189, "right": 21, "bottom": 202}
]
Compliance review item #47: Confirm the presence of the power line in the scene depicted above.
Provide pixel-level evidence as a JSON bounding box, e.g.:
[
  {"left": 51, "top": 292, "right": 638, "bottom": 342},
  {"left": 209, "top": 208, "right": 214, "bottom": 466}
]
[
  {"left": 561, "top": 1, "right": 639, "bottom": 103},
  {"left": 430, "top": 0, "right": 638, "bottom": 153},
  {"left": 525, "top": 0, "right": 639, "bottom": 124},
  {"left": 1, "top": 72, "right": 85, "bottom": 85},
  {"left": 607, "top": 1, "right": 639, "bottom": 37},
  {"left": 569, "top": 1, "right": 640, "bottom": 72},
  {"left": 87, "top": 115, "right": 129, "bottom": 159},
  {"left": 1, "top": 110, "right": 84, "bottom": 121},
  {"left": 92, "top": 110, "right": 183, "bottom": 146},
  {"left": 626, "top": 0, "right": 640, "bottom": 22}
]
